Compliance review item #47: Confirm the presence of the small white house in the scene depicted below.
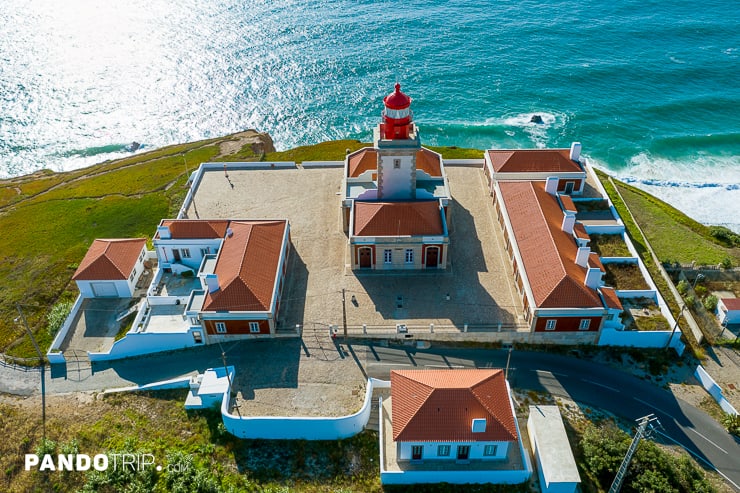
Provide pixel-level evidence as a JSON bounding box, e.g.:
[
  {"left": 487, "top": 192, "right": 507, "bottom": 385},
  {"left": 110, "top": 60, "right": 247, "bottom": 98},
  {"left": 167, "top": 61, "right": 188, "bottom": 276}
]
[
  {"left": 717, "top": 298, "right": 740, "bottom": 325},
  {"left": 380, "top": 368, "right": 531, "bottom": 485},
  {"left": 527, "top": 405, "right": 581, "bottom": 493},
  {"left": 73, "top": 238, "right": 148, "bottom": 298}
]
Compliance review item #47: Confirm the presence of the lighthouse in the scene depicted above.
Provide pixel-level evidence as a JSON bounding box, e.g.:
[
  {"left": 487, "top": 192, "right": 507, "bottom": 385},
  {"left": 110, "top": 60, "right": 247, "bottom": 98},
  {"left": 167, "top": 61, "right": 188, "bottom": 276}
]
[{"left": 382, "top": 83, "right": 413, "bottom": 140}]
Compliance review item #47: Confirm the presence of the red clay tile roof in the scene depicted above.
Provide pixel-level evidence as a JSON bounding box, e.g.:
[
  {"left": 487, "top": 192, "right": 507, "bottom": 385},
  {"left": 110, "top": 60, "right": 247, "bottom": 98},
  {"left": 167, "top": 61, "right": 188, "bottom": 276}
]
[
  {"left": 488, "top": 149, "right": 582, "bottom": 174},
  {"left": 721, "top": 298, "right": 740, "bottom": 310},
  {"left": 573, "top": 223, "right": 590, "bottom": 241},
  {"left": 498, "top": 181, "right": 603, "bottom": 308},
  {"left": 559, "top": 194, "right": 577, "bottom": 212},
  {"left": 73, "top": 238, "right": 146, "bottom": 281},
  {"left": 415, "top": 148, "right": 442, "bottom": 177},
  {"left": 202, "top": 220, "right": 287, "bottom": 312},
  {"left": 354, "top": 201, "right": 443, "bottom": 237},
  {"left": 159, "top": 219, "right": 230, "bottom": 239},
  {"left": 600, "top": 287, "right": 623, "bottom": 310},
  {"left": 390, "top": 369, "right": 518, "bottom": 443},
  {"left": 348, "top": 149, "right": 378, "bottom": 177},
  {"left": 588, "top": 252, "right": 605, "bottom": 272}
]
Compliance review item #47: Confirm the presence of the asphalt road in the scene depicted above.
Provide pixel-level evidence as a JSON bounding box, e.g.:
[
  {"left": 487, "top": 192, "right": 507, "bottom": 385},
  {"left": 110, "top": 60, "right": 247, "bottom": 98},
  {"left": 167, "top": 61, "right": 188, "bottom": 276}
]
[
  {"left": 360, "top": 344, "right": 740, "bottom": 491},
  {"left": 2, "top": 341, "right": 738, "bottom": 490}
]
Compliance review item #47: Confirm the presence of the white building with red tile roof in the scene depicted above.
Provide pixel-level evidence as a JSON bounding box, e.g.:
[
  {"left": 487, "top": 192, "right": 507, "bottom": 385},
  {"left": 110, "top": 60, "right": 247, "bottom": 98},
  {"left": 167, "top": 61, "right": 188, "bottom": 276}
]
[
  {"left": 73, "top": 238, "right": 148, "bottom": 298},
  {"left": 380, "top": 369, "right": 531, "bottom": 485},
  {"left": 342, "top": 84, "right": 450, "bottom": 270},
  {"left": 718, "top": 298, "right": 740, "bottom": 325},
  {"left": 484, "top": 145, "right": 587, "bottom": 195},
  {"left": 494, "top": 179, "right": 623, "bottom": 337}
]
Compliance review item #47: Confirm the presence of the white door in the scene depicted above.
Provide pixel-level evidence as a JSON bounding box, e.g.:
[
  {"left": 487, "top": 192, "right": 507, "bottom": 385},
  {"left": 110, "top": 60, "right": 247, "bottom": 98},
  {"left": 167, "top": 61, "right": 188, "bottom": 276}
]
[{"left": 91, "top": 282, "right": 118, "bottom": 297}]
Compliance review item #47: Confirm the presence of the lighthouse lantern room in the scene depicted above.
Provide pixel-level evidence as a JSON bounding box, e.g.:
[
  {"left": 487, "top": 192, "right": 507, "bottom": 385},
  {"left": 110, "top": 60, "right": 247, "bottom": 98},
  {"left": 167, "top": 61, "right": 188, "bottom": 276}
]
[{"left": 382, "top": 83, "right": 413, "bottom": 140}]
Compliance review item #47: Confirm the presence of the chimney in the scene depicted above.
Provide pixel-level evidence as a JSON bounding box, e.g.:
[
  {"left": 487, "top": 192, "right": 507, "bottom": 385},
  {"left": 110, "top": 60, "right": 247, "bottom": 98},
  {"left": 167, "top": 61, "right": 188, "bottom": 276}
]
[
  {"left": 562, "top": 211, "right": 576, "bottom": 234},
  {"left": 585, "top": 267, "right": 603, "bottom": 289},
  {"left": 471, "top": 418, "right": 487, "bottom": 433},
  {"left": 545, "top": 176, "right": 559, "bottom": 195},
  {"left": 226, "top": 228, "right": 233, "bottom": 238},
  {"left": 157, "top": 225, "right": 171, "bottom": 239},
  {"left": 570, "top": 142, "right": 582, "bottom": 161},
  {"left": 575, "top": 246, "right": 590, "bottom": 267},
  {"left": 205, "top": 274, "right": 219, "bottom": 293}
]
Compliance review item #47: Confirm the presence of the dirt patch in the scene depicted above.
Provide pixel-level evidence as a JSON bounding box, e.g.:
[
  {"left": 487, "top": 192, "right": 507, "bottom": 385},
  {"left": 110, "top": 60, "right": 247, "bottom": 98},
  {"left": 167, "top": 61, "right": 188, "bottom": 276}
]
[{"left": 217, "top": 130, "right": 275, "bottom": 158}]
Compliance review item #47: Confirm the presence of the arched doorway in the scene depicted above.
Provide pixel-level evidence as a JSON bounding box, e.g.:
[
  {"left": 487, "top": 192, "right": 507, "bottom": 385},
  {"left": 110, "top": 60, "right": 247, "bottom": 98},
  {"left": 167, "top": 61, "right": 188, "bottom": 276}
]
[
  {"left": 425, "top": 246, "right": 439, "bottom": 268},
  {"left": 358, "top": 247, "right": 372, "bottom": 268}
]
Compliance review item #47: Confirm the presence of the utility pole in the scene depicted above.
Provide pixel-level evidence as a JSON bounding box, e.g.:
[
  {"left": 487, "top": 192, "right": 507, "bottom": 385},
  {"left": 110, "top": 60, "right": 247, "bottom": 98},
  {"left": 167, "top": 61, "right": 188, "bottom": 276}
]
[
  {"left": 504, "top": 344, "right": 513, "bottom": 380},
  {"left": 342, "top": 289, "right": 348, "bottom": 340},
  {"left": 609, "top": 414, "right": 660, "bottom": 493},
  {"left": 16, "top": 304, "right": 46, "bottom": 440},
  {"left": 665, "top": 304, "right": 687, "bottom": 350}
]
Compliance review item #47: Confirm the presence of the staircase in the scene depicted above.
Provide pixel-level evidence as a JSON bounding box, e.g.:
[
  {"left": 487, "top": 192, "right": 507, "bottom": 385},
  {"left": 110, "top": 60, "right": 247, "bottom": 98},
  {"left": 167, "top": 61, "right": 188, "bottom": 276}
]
[{"left": 365, "top": 387, "right": 391, "bottom": 431}]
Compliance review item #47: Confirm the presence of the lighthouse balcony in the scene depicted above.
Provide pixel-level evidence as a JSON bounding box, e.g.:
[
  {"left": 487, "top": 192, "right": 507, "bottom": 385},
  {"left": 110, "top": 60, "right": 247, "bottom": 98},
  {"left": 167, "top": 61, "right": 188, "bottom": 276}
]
[{"left": 374, "top": 125, "right": 421, "bottom": 148}]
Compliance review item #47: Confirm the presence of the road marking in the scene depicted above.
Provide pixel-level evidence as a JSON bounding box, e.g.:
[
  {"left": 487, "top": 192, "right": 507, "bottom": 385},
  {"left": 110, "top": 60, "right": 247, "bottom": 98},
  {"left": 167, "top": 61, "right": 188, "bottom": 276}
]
[
  {"left": 581, "top": 379, "right": 619, "bottom": 392},
  {"left": 688, "top": 428, "right": 728, "bottom": 454},
  {"left": 654, "top": 430, "right": 739, "bottom": 491},
  {"left": 632, "top": 397, "right": 676, "bottom": 420}
]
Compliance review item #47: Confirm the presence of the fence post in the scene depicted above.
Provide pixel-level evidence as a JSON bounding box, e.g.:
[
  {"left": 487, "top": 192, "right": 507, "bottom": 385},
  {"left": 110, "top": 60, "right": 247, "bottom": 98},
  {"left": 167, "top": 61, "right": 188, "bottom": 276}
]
[{"left": 430, "top": 323, "right": 434, "bottom": 333}]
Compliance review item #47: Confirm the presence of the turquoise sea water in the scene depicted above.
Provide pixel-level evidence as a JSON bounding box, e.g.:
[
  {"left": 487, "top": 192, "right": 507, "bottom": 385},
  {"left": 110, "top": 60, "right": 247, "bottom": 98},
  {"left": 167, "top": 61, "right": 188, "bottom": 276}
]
[{"left": 1, "top": 0, "right": 738, "bottom": 230}]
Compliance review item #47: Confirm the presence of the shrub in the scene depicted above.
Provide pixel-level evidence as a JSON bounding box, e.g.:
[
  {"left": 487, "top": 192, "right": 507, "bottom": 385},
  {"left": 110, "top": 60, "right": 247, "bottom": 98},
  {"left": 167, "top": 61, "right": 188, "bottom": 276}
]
[
  {"left": 46, "top": 300, "right": 74, "bottom": 337},
  {"left": 694, "top": 285, "right": 708, "bottom": 298},
  {"left": 722, "top": 413, "right": 740, "bottom": 436},
  {"left": 677, "top": 279, "right": 689, "bottom": 296},
  {"left": 721, "top": 256, "right": 733, "bottom": 269},
  {"left": 684, "top": 295, "right": 696, "bottom": 307},
  {"left": 703, "top": 295, "right": 719, "bottom": 312},
  {"left": 709, "top": 226, "right": 740, "bottom": 247},
  {"left": 35, "top": 437, "right": 56, "bottom": 457}
]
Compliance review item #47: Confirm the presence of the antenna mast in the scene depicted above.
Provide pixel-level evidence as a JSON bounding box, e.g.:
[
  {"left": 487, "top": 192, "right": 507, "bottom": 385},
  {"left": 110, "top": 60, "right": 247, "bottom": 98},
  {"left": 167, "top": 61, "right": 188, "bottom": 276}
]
[{"left": 609, "top": 414, "right": 660, "bottom": 493}]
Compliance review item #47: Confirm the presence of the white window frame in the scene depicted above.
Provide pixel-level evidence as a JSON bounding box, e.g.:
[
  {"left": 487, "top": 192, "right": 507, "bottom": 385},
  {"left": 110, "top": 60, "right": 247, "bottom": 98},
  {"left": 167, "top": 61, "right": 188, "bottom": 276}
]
[
  {"left": 579, "top": 319, "right": 591, "bottom": 330},
  {"left": 181, "top": 248, "right": 191, "bottom": 258},
  {"left": 437, "top": 444, "right": 450, "bottom": 457},
  {"left": 405, "top": 249, "right": 414, "bottom": 264},
  {"left": 200, "top": 247, "right": 210, "bottom": 256},
  {"left": 249, "top": 322, "right": 260, "bottom": 333},
  {"left": 215, "top": 322, "right": 227, "bottom": 333},
  {"left": 384, "top": 249, "right": 392, "bottom": 264},
  {"left": 545, "top": 319, "right": 557, "bottom": 330},
  {"left": 483, "top": 444, "right": 498, "bottom": 456}
]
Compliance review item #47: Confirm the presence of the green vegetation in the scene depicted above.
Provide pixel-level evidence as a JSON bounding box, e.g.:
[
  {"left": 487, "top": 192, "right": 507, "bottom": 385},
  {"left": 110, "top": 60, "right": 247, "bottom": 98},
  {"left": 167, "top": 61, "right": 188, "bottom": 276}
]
[
  {"left": 45, "top": 300, "right": 75, "bottom": 337},
  {"left": 603, "top": 264, "right": 649, "bottom": 291},
  {"left": 266, "top": 140, "right": 369, "bottom": 162},
  {"left": 722, "top": 413, "right": 740, "bottom": 437},
  {"left": 589, "top": 234, "right": 632, "bottom": 258},
  {"left": 577, "top": 420, "right": 716, "bottom": 493},
  {"left": 601, "top": 175, "right": 740, "bottom": 266},
  {"left": 595, "top": 170, "right": 705, "bottom": 358}
]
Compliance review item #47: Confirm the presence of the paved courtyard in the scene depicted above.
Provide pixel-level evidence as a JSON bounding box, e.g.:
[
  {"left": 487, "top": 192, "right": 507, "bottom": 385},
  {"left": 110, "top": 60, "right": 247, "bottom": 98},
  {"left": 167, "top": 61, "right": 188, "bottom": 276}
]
[{"left": 187, "top": 165, "right": 524, "bottom": 334}]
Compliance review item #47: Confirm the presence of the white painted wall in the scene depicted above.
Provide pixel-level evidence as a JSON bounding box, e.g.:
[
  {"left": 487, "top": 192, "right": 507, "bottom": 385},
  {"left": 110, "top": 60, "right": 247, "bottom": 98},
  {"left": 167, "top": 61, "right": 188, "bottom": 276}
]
[
  {"left": 76, "top": 279, "right": 132, "bottom": 298},
  {"left": 155, "top": 238, "right": 222, "bottom": 271},
  {"left": 47, "top": 294, "right": 86, "bottom": 364},
  {"left": 695, "top": 365, "right": 738, "bottom": 415},
  {"left": 380, "top": 468, "right": 531, "bottom": 486},
  {"left": 221, "top": 378, "right": 389, "bottom": 440},
  {"left": 88, "top": 330, "right": 199, "bottom": 361},
  {"left": 598, "top": 327, "right": 683, "bottom": 351},
  {"left": 397, "top": 441, "right": 509, "bottom": 461},
  {"left": 378, "top": 154, "right": 415, "bottom": 199}
]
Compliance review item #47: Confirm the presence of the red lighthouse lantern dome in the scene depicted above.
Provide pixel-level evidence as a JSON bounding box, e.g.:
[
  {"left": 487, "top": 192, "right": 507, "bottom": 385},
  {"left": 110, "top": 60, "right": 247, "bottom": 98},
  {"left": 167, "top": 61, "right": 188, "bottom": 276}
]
[{"left": 382, "top": 83, "right": 413, "bottom": 140}]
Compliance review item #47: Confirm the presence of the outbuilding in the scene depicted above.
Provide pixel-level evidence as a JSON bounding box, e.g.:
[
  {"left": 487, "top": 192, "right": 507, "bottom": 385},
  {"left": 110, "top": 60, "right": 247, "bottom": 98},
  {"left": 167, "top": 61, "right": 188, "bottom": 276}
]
[{"left": 527, "top": 405, "right": 581, "bottom": 493}]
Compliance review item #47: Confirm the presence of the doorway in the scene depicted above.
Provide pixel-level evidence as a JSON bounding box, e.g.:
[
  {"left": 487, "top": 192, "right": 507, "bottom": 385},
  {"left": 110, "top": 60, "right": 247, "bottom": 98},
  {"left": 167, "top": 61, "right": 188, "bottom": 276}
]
[
  {"left": 358, "top": 247, "right": 372, "bottom": 268},
  {"left": 172, "top": 249, "right": 181, "bottom": 262},
  {"left": 565, "top": 181, "right": 575, "bottom": 194},
  {"left": 425, "top": 247, "right": 439, "bottom": 268}
]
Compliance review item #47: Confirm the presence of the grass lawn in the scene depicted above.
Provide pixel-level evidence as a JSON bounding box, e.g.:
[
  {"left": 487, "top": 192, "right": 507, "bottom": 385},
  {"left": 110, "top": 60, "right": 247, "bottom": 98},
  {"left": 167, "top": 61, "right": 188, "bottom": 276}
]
[{"left": 610, "top": 179, "right": 740, "bottom": 266}]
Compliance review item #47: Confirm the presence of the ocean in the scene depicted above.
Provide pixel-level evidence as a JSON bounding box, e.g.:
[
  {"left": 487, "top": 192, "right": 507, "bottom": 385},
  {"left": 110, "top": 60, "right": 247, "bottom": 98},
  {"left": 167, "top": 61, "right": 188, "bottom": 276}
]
[{"left": 1, "top": 0, "right": 738, "bottom": 231}]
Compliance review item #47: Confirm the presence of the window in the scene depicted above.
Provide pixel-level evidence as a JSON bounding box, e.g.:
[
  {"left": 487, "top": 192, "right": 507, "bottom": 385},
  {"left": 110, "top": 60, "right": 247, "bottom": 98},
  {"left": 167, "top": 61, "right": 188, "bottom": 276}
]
[
  {"left": 384, "top": 249, "right": 392, "bottom": 264},
  {"left": 249, "top": 322, "right": 260, "bottom": 333},
  {"left": 437, "top": 445, "right": 450, "bottom": 457},
  {"left": 190, "top": 317, "right": 199, "bottom": 325},
  {"left": 200, "top": 247, "right": 209, "bottom": 256},
  {"left": 545, "top": 319, "right": 557, "bottom": 330},
  {"left": 484, "top": 444, "right": 498, "bottom": 456},
  {"left": 579, "top": 319, "right": 591, "bottom": 330},
  {"left": 405, "top": 249, "right": 414, "bottom": 264},
  {"left": 411, "top": 445, "right": 423, "bottom": 460},
  {"left": 215, "top": 322, "right": 227, "bottom": 333},
  {"left": 181, "top": 248, "right": 191, "bottom": 258},
  {"left": 393, "top": 159, "right": 401, "bottom": 169},
  {"left": 129, "top": 272, "right": 135, "bottom": 282}
]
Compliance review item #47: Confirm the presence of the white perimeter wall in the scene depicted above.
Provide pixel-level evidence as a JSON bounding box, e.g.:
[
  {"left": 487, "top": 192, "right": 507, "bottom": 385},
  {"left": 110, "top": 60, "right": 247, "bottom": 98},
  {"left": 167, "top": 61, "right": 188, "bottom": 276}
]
[
  {"left": 222, "top": 378, "right": 390, "bottom": 440},
  {"left": 88, "top": 330, "right": 198, "bottom": 362}
]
